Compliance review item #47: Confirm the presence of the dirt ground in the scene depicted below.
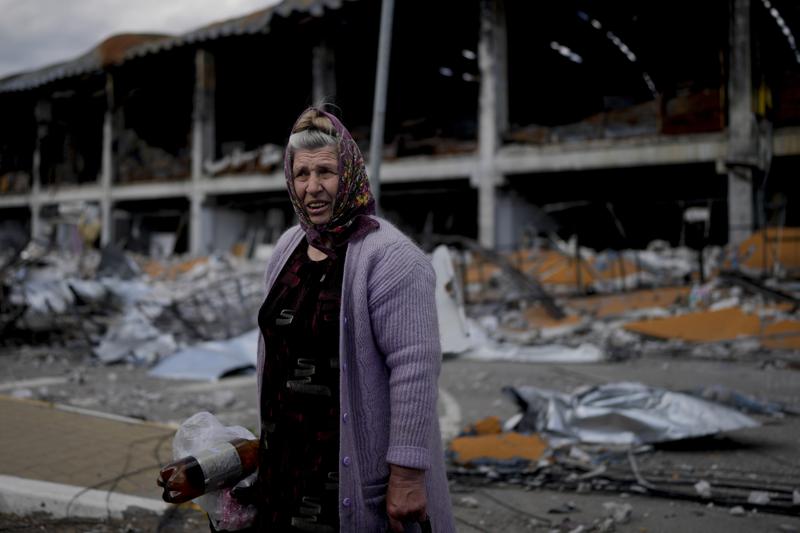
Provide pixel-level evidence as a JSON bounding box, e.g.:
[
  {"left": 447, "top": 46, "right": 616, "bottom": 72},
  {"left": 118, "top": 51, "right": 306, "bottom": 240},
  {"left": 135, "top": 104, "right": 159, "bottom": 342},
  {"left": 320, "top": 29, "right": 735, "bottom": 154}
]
[{"left": 1, "top": 344, "right": 800, "bottom": 532}]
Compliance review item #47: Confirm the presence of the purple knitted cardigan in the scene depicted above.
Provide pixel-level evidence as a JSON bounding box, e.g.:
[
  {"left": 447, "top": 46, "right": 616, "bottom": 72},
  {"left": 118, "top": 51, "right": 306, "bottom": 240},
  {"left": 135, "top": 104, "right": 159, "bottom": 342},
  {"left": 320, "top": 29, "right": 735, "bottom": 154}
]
[{"left": 256, "top": 216, "right": 455, "bottom": 532}]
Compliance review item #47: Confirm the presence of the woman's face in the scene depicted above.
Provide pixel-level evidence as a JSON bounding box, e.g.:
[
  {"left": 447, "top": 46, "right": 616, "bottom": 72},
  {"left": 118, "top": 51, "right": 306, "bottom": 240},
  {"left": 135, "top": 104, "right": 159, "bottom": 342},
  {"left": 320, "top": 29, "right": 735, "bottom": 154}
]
[{"left": 292, "top": 147, "right": 339, "bottom": 225}]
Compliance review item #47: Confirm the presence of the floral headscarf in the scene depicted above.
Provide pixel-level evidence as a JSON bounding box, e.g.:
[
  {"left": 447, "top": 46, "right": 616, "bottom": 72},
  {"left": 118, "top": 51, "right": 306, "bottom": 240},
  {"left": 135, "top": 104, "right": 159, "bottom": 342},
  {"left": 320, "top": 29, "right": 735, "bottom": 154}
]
[{"left": 284, "top": 108, "right": 379, "bottom": 258}]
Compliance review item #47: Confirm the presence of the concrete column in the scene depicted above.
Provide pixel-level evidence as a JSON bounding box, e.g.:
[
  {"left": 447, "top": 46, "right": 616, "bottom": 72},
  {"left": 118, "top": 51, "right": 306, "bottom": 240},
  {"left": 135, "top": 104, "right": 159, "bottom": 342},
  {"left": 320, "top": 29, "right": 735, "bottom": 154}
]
[
  {"left": 476, "top": 0, "right": 506, "bottom": 249},
  {"left": 192, "top": 49, "right": 216, "bottom": 178},
  {"left": 190, "top": 49, "right": 215, "bottom": 256},
  {"left": 100, "top": 74, "right": 114, "bottom": 246},
  {"left": 30, "top": 150, "right": 41, "bottom": 241},
  {"left": 494, "top": 0, "right": 509, "bottom": 136},
  {"left": 30, "top": 100, "right": 50, "bottom": 241},
  {"left": 312, "top": 40, "right": 336, "bottom": 104},
  {"left": 726, "top": 0, "right": 757, "bottom": 245}
]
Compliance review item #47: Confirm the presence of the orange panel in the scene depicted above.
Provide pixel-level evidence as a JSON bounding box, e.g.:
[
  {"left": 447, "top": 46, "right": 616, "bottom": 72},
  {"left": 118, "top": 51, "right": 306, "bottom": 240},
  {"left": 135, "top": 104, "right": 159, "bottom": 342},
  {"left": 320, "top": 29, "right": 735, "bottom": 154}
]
[
  {"left": 570, "top": 286, "right": 690, "bottom": 318},
  {"left": 762, "top": 320, "right": 800, "bottom": 350},
  {"left": 449, "top": 432, "right": 548, "bottom": 465},
  {"left": 623, "top": 307, "right": 761, "bottom": 342}
]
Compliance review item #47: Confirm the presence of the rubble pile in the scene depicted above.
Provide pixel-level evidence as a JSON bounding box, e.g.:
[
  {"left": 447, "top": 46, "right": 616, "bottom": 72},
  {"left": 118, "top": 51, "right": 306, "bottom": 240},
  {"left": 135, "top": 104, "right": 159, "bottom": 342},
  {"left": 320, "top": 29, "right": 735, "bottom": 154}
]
[
  {"left": 203, "top": 143, "right": 284, "bottom": 177},
  {"left": 1, "top": 227, "right": 799, "bottom": 523},
  {"left": 434, "top": 229, "right": 800, "bottom": 521},
  {"left": 436, "top": 228, "right": 800, "bottom": 364},
  {"left": 0, "top": 241, "right": 265, "bottom": 369}
]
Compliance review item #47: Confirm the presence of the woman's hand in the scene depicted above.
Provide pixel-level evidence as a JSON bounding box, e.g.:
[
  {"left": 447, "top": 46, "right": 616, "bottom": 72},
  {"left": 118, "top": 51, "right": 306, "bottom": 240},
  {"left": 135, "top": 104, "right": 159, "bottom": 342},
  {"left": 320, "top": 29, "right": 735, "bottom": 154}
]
[{"left": 386, "top": 464, "right": 427, "bottom": 532}]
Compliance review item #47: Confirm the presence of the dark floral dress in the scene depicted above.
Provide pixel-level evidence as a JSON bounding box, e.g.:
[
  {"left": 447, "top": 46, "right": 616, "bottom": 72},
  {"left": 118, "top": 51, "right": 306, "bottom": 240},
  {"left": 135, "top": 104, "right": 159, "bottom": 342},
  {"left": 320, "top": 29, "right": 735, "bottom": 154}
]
[{"left": 255, "top": 240, "right": 345, "bottom": 532}]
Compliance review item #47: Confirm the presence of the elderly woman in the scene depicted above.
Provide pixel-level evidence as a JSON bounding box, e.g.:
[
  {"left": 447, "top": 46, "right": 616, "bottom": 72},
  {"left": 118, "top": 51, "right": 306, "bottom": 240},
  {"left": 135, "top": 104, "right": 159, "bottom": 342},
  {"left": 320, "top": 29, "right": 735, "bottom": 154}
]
[{"left": 253, "top": 107, "right": 454, "bottom": 532}]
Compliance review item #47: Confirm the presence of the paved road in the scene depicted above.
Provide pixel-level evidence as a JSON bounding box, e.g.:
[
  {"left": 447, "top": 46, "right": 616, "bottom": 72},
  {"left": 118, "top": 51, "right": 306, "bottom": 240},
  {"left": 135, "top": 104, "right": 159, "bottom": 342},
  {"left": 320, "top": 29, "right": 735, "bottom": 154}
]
[{"left": 1, "top": 349, "right": 799, "bottom": 532}]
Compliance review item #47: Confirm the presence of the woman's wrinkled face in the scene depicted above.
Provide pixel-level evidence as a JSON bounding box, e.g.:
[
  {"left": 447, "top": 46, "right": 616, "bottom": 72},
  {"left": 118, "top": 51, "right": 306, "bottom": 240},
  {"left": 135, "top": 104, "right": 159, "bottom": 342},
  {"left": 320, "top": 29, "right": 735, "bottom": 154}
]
[{"left": 292, "top": 147, "right": 339, "bottom": 225}]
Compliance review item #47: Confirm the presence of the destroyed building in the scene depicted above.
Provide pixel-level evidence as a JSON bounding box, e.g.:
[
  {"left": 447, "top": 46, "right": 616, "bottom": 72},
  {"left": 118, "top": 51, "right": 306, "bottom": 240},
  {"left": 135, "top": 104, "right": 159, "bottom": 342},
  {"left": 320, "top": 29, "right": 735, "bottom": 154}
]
[{"left": 0, "top": 0, "right": 799, "bottom": 257}]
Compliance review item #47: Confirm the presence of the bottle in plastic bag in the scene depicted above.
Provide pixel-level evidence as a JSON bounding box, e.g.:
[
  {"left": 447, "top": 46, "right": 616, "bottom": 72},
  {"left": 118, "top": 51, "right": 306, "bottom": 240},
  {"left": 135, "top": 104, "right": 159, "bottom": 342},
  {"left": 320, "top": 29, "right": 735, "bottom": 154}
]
[{"left": 158, "top": 437, "right": 258, "bottom": 503}]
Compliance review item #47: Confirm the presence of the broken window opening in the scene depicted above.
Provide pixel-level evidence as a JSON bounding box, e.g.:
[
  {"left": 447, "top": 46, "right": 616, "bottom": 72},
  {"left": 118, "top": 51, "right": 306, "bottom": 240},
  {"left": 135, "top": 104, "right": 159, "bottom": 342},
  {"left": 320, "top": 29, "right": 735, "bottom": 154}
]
[
  {"left": 203, "top": 192, "right": 293, "bottom": 256},
  {"left": 209, "top": 30, "right": 312, "bottom": 178},
  {"left": 113, "top": 52, "right": 193, "bottom": 183},
  {"left": 0, "top": 93, "right": 35, "bottom": 194},
  {"left": 379, "top": 180, "right": 478, "bottom": 248},
  {"left": 505, "top": 0, "right": 727, "bottom": 145},
  {"left": 503, "top": 163, "right": 728, "bottom": 253},
  {"left": 37, "top": 78, "right": 105, "bottom": 188},
  {"left": 114, "top": 198, "right": 190, "bottom": 256}
]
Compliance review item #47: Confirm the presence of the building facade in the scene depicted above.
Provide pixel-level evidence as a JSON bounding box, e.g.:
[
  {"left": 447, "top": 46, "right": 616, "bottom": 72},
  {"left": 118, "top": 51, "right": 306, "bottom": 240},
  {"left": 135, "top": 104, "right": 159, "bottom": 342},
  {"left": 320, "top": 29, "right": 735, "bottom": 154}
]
[{"left": 1, "top": 0, "right": 799, "bottom": 256}]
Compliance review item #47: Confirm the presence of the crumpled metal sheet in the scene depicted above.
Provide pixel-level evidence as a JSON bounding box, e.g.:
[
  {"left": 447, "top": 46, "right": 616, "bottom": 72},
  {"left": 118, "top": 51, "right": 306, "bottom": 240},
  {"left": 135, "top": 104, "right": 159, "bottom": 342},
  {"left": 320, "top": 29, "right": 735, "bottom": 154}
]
[
  {"left": 148, "top": 329, "right": 258, "bottom": 381},
  {"left": 504, "top": 381, "right": 759, "bottom": 445}
]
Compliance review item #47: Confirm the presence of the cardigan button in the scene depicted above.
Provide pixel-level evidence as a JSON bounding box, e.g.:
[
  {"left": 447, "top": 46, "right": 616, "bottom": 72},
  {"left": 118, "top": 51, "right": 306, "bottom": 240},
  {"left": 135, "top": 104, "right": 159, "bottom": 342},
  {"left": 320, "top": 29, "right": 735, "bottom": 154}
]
[
  {"left": 342, "top": 456, "right": 351, "bottom": 467},
  {"left": 342, "top": 412, "right": 349, "bottom": 423},
  {"left": 342, "top": 497, "right": 352, "bottom": 507}
]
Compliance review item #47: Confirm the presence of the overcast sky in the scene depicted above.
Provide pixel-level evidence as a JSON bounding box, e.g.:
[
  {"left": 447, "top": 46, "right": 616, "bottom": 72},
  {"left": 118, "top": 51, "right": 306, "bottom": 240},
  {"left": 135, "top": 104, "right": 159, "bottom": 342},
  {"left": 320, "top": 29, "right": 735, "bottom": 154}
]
[{"left": 0, "top": 0, "right": 281, "bottom": 79}]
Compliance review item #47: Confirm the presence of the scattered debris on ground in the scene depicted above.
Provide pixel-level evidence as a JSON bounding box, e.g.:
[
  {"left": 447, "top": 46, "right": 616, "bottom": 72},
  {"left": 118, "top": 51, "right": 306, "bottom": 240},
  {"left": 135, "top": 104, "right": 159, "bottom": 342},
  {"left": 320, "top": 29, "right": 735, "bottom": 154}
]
[{"left": 2, "top": 228, "right": 799, "bottom": 527}]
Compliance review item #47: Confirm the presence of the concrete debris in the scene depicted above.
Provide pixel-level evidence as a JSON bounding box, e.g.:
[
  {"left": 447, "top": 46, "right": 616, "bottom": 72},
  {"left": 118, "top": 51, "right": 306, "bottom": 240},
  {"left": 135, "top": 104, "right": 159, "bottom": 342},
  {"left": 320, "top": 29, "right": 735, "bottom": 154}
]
[
  {"left": 203, "top": 143, "right": 283, "bottom": 177},
  {"left": 728, "top": 506, "right": 746, "bottom": 516},
  {"left": 694, "top": 480, "right": 712, "bottom": 498},
  {"left": 457, "top": 496, "right": 480, "bottom": 508},
  {"left": 94, "top": 308, "right": 169, "bottom": 364},
  {"left": 1, "top": 242, "right": 266, "bottom": 368},
  {"left": 601, "top": 501, "right": 632, "bottom": 524},
  {"left": 547, "top": 502, "right": 578, "bottom": 514},
  {"left": 461, "top": 324, "right": 605, "bottom": 363},
  {"left": 747, "top": 491, "right": 771, "bottom": 505},
  {"left": 504, "top": 382, "right": 759, "bottom": 445}
]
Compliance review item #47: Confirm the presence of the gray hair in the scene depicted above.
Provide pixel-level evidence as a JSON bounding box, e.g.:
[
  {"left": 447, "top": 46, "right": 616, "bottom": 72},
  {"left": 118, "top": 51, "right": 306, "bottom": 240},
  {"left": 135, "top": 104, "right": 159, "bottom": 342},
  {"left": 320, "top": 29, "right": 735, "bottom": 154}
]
[{"left": 288, "top": 129, "right": 338, "bottom": 156}]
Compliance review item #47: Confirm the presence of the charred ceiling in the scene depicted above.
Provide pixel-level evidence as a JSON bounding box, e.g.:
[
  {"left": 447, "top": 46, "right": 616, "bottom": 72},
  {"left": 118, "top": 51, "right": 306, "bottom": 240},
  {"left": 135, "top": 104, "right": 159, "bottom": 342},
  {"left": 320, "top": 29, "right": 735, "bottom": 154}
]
[{"left": 505, "top": 0, "right": 728, "bottom": 143}]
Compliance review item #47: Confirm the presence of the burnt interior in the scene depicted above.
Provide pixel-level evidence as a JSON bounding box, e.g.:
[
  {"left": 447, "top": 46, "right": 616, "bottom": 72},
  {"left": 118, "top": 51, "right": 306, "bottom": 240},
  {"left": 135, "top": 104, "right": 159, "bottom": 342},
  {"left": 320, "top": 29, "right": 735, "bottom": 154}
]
[
  {"left": 112, "top": 49, "right": 194, "bottom": 183},
  {"left": 113, "top": 198, "right": 191, "bottom": 254},
  {"left": 506, "top": 164, "right": 729, "bottom": 251},
  {"left": 505, "top": 0, "right": 727, "bottom": 142},
  {"left": 1, "top": 0, "right": 800, "bottom": 253},
  {"left": 0, "top": 93, "right": 35, "bottom": 193},
  {"left": 37, "top": 76, "right": 105, "bottom": 187},
  {"left": 211, "top": 28, "right": 313, "bottom": 162}
]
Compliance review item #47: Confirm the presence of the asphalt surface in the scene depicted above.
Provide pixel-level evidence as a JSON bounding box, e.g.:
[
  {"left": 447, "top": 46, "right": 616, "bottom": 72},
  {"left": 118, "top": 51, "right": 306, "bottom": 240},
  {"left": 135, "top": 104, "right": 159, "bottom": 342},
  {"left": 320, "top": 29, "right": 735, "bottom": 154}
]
[{"left": 0, "top": 346, "right": 799, "bottom": 532}]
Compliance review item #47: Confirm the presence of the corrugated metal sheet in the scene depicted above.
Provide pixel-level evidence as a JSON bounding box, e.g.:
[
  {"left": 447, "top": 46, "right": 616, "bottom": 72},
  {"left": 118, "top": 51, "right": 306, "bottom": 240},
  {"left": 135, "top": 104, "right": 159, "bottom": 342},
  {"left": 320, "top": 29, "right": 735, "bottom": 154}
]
[
  {"left": 0, "top": 0, "right": 355, "bottom": 94},
  {"left": 0, "top": 34, "right": 168, "bottom": 94},
  {"left": 124, "top": 0, "right": 350, "bottom": 59}
]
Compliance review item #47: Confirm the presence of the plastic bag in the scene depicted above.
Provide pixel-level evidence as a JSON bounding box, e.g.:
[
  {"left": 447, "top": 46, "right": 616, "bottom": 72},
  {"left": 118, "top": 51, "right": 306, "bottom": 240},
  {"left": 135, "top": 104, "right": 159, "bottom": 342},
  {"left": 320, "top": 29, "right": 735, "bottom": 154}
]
[{"left": 173, "top": 411, "right": 258, "bottom": 531}]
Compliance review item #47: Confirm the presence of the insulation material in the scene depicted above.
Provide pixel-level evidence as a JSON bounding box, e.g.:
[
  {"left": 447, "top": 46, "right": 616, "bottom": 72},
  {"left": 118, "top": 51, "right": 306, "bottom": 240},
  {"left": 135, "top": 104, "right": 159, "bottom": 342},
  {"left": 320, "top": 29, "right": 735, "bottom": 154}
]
[
  {"left": 449, "top": 432, "right": 548, "bottom": 465},
  {"left": 569, "top": 286, "right": 690, "bottom": 318},
  {"left": 462, "top": 416, "right": 503, "bottom": 436},
  {"left": 521, "top": 306, "right": 583, "bottom": 332},
  {"left": 142, "top": 257, "right": 209, "bottom": 280},
  {"left": 623, "top": 306, "right": 800, "bottom": 347},
  {"left": 731, "top": 228, "right": 800, "bottom": 275},
  {"left": 461, "top": 322, "right": 605, "bottom": 363},
  {"left": 494, "top": 306, "right": 585, "bottom": 342},
  {"left": 466, "top": 249, "right": 642, "bottom": 292},
  {"left": 761, "top": 320, "right": 800, "bottom": 350}
]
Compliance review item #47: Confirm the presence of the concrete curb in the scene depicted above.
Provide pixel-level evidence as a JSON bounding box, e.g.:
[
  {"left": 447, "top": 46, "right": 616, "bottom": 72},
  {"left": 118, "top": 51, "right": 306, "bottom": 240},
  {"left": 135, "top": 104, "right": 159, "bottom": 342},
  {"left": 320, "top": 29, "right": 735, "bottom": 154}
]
[{"left": 0, "top": 475, "right": 170, "bottom": 519}]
